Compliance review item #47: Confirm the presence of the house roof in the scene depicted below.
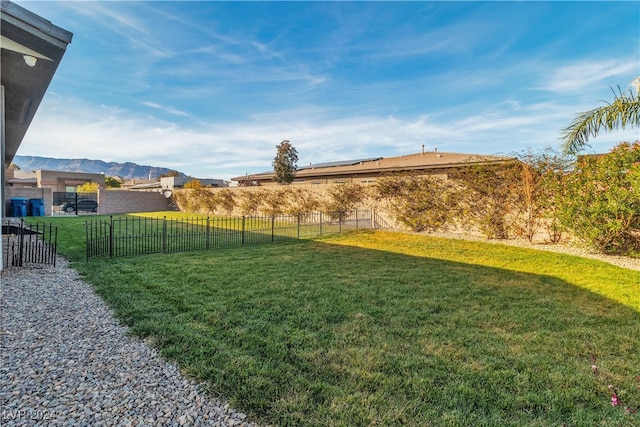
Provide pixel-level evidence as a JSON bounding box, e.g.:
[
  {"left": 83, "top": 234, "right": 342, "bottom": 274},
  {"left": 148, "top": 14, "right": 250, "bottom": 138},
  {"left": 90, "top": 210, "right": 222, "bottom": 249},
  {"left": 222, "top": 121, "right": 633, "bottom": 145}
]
[
  {"left": 232, "top": 151, "right": 515, "bottom": 182},
  {"left": 7, "top": 177, "right": 36, "bottom": 185},
  {"left": 128, "top": 182, "right": 162, "bottom": 190},
  {"left": 298, "top": 157, "right": 383, "bottom": 171},
  {"left": 1, "top": 0, "right": 73, "bottom": 167}
]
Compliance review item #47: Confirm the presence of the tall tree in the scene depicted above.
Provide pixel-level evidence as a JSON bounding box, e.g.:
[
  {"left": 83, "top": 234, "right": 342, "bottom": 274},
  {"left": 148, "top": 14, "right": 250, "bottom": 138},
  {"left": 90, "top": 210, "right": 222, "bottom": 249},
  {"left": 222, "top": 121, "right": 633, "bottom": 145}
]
[
  {"left": 561, "top": 77, "right": 640, "bottom": 155},
  {"left": 272, "top": 140, "right": 298, "bottom": 185}
]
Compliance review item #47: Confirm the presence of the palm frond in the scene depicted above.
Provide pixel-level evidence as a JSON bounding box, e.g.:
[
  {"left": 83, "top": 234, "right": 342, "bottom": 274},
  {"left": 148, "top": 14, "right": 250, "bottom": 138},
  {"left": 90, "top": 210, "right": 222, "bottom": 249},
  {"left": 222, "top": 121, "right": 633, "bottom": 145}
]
[{"left": 561, "top": 91, "right": 640, "bottom": 155}]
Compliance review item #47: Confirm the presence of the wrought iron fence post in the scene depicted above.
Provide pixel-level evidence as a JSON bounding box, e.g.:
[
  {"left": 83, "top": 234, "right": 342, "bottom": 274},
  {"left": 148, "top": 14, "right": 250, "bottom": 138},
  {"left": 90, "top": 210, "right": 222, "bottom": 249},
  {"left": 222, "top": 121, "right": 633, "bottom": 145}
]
[
  {"left": 162, "top": 216, "right": 168, "bottom": 253},
  {"left": 52, "top": 223, "right": 58, "bottom": 267},
  {"left": 242, "top": 216, "right": 246, "bottom": 245},
  {"left": 109, "top": 216, "right": 114, "bottom": 258},
  {"left": 206, "top": 217, "right": 210, "bottom": 250},
  {"left": 355, "top": 209, "right": 359, "bottom": 229},
  {"left": 297, "top": 213, "right": 301, "bottom": 239},
  {"left": 319, "top": 212, "right": 323, "bottom": 235},
  {"left": 85, "top": 220, "right": 89, "bottom": 262},
  {"left": 271, "top": 215, "right": 275, "bottom": 242},
  {"left": 339, "top": 213, "right": 342, "bottom": 233},
  {"left": 18, "top": 218, "right": 24, "bottom": 267}
]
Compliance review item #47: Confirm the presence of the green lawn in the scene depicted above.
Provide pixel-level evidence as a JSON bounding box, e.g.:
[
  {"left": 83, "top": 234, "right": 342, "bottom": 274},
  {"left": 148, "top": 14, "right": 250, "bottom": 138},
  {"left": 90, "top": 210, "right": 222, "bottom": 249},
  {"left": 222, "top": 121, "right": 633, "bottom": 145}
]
[{"left": 45, "top": 215, "right": 640, "bottom": 426}]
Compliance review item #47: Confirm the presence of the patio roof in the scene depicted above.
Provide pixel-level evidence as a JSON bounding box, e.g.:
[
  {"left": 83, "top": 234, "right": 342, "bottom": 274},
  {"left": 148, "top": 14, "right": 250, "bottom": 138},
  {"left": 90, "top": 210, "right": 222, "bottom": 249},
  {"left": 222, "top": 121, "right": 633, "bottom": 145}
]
[{"left": 1, "top": 0, "right": 73, "bottom": 167}]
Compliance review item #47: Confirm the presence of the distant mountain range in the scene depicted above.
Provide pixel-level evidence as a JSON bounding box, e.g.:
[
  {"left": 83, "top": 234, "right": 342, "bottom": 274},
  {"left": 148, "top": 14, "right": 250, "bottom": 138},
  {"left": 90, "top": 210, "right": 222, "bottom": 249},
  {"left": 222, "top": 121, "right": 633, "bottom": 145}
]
[{"left": 12, "top": 155, "right": 184, "bottom": 180}]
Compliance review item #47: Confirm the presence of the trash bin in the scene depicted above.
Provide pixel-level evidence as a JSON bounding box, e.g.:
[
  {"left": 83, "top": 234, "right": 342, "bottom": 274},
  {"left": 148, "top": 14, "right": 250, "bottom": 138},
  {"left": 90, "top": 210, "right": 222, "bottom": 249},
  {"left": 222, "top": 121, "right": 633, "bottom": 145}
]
[
  {"left": 9, "top": 198, "right": 28, "bottom": 217},
  {"left": 29, "top": 198, "right": 45, "bottom": 216}
]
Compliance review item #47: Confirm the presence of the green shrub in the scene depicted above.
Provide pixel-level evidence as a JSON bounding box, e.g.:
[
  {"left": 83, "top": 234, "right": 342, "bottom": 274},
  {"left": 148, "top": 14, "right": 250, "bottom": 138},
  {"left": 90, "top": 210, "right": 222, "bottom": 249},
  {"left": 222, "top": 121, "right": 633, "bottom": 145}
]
[
  {"left": 283, "top": 188, "right": 321, "bottom": 216},
  {"left": 324, "top": 183, "right": 366, "bottom": 221},
  {"left": 213, "top": 189, "right": 236, "bottom": 215},
  {"left": 374, "top": 173, "right": 461, "bottom": 232},
  {"left": 451, "top": 161, "right": 524, "bottom": 239},
  {"left": 238, "top": 189, "right": 265, "bottom": 216},
  {"left": 557, "top": 141, "right": 640, "bottom": 254},
  {"left": 517, "top": 148, "right": 573, "bottom": 243},
  {"left": 184, "top": 179, "right": 203, "bottom": 189}
]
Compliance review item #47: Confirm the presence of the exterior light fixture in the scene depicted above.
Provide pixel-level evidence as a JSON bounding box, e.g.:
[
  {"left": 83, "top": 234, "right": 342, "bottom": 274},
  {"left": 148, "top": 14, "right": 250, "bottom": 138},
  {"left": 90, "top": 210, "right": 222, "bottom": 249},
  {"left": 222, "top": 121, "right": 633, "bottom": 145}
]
[{"left": 23, "top": 55, "right": 37, "bottom": 67}]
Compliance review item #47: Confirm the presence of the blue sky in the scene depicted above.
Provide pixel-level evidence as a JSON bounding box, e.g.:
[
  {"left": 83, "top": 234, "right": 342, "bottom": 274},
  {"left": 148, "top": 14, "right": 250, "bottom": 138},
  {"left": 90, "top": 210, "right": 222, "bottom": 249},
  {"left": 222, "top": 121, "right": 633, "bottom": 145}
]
[{"left": 15, "top": 1, "right": 640, "bottom": 180}]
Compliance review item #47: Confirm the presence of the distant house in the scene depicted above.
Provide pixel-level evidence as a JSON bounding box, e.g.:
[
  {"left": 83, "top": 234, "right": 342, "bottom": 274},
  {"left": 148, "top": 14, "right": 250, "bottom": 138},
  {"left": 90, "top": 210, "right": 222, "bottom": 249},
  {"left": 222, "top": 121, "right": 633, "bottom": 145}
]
[
  {"left": 5, "top": 166, "right": 105, "bottom": 191},
  {"left": 124, "top": 176, "right": 230, "bottom": 194},
  {"left": 160, "top": 176, "right": 228, "bottom": 191},
  {"left": 36, "top": 170, "right": 105, "bottom": 191},
  {"left": 5, "top": 166, "right": 36, "bottom": 187},
  {"left": 231, "top": 151, "right": 515, "bottom": 186},
  {"left": 122, "top": 179, "right": 160, "bottom": 191}
]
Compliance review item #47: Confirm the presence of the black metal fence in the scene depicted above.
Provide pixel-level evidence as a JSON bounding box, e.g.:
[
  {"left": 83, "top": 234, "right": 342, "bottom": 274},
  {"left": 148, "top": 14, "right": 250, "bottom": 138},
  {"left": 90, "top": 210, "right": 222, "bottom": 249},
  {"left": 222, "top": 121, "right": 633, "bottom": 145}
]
[
  {"left": 2, "top": 219, "right": 58, "bottom": 268},
  {"left": 86, "top": 210, "right": 387, "bottom": 260}
]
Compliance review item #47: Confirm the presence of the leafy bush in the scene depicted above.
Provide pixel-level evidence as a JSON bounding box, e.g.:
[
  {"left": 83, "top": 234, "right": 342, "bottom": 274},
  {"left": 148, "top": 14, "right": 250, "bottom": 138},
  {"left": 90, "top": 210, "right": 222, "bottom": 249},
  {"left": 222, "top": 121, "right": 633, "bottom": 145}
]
[
  {"left": 171, "top": 189, "right": 197, "bottom": 213},
  {"left": 104, "top": 176, "right": 122, "bottom": 189},
  {"left": 374, "top": 173, "right": 462, "bottom": 232},
  {"left": 194, "top": 188, "right": 218, "bottom": 214},
  {"left": 172, "top": 188, "right": 235, "bottom": 215},
  {"left": 77, "top": 181, "right": 100, "bottom": 193},
  {"left": 283, "top": 188, "right": 321, "bottom": 216},
  {"left": 238, "top": 189, "right": 265, "bottom": 216},
  {"left": 260, "top": 189, "right": 288, "bottom": 216},
  {"left": 451, "top": 161, "right": 524, "bottom": 239},
  {"left": 557, "top": 141, "right": 640, "bottom": 255},
  {"left": 324, "top": 183, "right": 366, "bottom": 220},
  {"left": 184, "top": 179, "right": 203, "bottom": 189},
  {"left": 213, "top": 189, "right": 236, "bottom": 215},
  {"left": 517, "top": 148, "right": 573, "bottom": 243}
]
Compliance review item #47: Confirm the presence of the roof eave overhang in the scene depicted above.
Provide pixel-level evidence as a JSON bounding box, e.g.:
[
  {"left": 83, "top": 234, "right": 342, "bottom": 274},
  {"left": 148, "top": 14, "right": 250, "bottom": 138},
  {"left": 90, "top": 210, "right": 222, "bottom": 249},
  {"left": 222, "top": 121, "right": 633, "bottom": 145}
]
[{"left": 1, "top": 0, "right": 73, "bottom": 167}]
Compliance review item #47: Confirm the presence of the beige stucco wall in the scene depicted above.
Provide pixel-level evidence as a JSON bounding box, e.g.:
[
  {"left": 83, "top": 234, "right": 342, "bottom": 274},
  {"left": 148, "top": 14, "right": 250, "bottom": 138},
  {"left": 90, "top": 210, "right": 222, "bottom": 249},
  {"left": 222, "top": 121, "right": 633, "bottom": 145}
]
[{"left": 97, "top": 189, "right": 176, "bottom": 214}]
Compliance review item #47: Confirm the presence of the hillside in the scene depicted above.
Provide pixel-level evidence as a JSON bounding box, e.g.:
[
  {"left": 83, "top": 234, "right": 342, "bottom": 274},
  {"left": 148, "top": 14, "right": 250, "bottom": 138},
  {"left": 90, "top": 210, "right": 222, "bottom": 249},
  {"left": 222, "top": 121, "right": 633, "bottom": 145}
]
[{"left": 13, "top": 156, "right": 184, "bottom": 180}]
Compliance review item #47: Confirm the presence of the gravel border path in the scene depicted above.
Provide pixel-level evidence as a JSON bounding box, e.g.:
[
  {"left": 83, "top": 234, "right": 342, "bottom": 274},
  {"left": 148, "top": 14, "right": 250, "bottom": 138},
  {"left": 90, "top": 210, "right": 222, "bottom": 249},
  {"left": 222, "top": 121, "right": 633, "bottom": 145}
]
[{"left": 1, "top": 258, "right": 260, "bottom": 427}]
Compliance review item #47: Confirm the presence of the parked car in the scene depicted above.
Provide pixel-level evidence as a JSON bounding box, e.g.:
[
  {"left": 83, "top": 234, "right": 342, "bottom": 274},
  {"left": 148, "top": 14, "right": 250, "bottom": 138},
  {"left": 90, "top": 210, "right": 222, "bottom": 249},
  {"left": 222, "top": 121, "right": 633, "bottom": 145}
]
[{"left": 60, "top": 199, "right": 98, "bottom": 213}]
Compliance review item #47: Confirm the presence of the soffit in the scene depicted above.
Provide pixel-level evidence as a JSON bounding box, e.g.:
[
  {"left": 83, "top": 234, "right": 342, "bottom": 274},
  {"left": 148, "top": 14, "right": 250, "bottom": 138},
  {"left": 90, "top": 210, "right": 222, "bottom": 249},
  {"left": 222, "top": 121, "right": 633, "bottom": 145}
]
[{"left": 1, "top": 0, "right": 72, "bottom": 166}]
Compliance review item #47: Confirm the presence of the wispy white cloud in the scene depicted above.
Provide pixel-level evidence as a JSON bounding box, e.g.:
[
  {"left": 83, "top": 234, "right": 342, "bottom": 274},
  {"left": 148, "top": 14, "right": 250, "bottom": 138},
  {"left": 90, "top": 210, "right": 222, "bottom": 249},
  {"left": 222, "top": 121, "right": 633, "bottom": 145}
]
[
  {"left": 141, "top": 101, "right": 190, "bottom": 117},
  {"left": 62, "top": 2, "right": 174, "bottom": 60},
  {"left": 539, "top": 59, "right": 639, "bottom": 94}
]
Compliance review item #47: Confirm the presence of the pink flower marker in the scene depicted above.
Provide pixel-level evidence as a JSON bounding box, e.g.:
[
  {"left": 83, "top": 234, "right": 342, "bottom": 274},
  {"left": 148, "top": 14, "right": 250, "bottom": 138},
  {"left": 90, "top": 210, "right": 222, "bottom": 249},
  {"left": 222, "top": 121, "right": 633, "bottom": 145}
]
[{"left": 611, "top": 394, "right": 619, "bottom": 406}]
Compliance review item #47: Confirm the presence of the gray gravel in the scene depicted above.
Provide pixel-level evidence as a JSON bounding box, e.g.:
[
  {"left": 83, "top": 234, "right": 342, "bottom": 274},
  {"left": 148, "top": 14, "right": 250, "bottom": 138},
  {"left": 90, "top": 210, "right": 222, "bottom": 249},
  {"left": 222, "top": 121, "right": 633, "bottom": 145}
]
[{"left": 1, "top": 258, "right": 261, "bottom": 426}]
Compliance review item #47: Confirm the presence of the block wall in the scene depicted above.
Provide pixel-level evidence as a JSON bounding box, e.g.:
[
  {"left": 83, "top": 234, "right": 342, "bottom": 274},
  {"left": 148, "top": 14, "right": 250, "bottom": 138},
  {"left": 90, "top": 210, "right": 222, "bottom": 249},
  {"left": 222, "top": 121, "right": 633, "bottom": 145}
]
[
  {"left": 97, "top": 190, "right": 176, "bottom": 214},
  {"left": 4, "top": 187, "right": 53, "bottom": 216}
]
